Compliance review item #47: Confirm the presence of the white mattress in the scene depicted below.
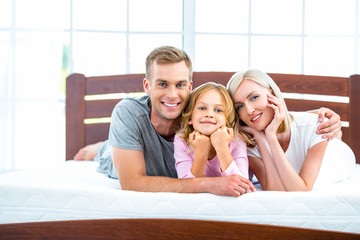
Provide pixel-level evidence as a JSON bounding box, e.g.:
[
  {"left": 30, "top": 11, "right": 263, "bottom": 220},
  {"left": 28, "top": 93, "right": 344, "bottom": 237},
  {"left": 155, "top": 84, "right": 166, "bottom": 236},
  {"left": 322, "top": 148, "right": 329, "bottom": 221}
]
[{"left": 1, "top": 161, "right": 359, "bottom": 234}]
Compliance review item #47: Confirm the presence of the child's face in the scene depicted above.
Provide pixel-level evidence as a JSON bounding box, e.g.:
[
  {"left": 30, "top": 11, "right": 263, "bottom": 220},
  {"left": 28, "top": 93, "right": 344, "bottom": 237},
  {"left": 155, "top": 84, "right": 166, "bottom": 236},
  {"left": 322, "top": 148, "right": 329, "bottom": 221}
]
[
  {"left": 232, "top": 79, "right": 274, "bottom": 131},
  {"left": 188, "top": 89, "right": 227, "bottom": 136}
]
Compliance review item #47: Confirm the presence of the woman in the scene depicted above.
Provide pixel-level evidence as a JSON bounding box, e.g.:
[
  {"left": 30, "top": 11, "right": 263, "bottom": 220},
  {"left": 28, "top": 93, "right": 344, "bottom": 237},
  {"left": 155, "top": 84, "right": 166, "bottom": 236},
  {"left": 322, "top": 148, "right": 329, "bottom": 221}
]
[{"left": 227, "top": 69, "right": 355, "bottom": 191}]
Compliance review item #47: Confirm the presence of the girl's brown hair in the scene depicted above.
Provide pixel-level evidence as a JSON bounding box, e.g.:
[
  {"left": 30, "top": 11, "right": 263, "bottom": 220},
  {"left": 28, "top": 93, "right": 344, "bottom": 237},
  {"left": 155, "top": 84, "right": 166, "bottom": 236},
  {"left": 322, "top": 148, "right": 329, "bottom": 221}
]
[{"left": 177, "top": 82, "right": 243, "bottom": 145}]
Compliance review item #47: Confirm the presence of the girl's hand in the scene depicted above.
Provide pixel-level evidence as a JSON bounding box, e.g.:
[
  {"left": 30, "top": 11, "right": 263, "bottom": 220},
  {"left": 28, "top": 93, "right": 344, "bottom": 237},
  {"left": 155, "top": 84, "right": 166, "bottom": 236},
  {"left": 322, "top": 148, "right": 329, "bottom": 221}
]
[
  {"left": 265, "top": 94, "right": 285, "bottom": 137},
  {"left": 189, "top": 131, "right": 212, "bottom": 155},
  {"left": 210, "top": 125, "right": 234, "bottom": 151}
]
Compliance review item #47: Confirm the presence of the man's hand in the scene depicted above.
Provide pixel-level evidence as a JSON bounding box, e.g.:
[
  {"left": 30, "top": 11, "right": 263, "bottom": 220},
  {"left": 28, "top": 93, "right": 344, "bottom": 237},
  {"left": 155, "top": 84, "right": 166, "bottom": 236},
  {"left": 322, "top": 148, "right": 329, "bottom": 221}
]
[
  {"left": 208, "top": 175, "right": 256, "bottom": 197},
  {"left": 316, "top": 107, "right": 342, "bottom": 140}
]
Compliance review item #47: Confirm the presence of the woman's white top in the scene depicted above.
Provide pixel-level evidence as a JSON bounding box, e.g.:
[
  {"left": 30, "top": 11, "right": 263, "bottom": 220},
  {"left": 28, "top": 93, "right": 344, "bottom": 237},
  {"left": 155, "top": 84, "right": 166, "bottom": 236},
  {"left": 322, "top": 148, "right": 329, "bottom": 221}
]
[{"left": 247, "top": 111, "right": 355, "bottom": 188}]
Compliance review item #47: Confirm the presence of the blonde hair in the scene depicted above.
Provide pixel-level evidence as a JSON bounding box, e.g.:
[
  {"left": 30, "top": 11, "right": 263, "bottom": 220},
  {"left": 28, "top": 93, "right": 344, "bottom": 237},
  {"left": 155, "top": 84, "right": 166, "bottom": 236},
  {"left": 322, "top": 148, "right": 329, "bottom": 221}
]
[
  {"left": 227, "top": 69, "right": 293, "bottom": 147},
  {"left": 177, "top": 82, "right": 239, "bottom": 145}
]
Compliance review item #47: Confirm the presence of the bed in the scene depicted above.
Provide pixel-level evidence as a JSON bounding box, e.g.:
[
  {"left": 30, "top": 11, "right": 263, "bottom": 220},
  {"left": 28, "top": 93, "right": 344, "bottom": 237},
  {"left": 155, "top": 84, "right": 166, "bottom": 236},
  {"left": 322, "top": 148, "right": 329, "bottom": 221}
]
[{"left": 1, "top": 72, "right": 360, "bottom": 239}]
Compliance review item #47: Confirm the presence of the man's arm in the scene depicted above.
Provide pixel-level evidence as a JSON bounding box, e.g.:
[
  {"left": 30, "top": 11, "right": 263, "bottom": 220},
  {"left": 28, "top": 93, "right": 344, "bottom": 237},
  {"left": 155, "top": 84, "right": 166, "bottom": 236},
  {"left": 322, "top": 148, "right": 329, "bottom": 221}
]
[
  {"left": 112, "top": 147, "right": 255, "bottom": 197},
  {"left": 307, "top": 107, "right": 342, "bottom": 140}
]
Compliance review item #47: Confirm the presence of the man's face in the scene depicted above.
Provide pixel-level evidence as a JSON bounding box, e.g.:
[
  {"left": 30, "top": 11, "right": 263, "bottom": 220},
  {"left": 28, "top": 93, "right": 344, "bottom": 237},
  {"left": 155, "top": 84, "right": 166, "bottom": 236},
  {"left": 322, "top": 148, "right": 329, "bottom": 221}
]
[{"left": 144, "top": 61, "right": 192, "bottom": 123}]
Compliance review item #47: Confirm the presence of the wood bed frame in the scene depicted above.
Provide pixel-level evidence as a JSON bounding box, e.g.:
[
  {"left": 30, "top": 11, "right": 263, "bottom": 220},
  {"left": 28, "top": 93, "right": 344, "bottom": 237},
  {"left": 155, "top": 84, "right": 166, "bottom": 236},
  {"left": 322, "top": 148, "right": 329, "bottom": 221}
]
[
  {"left": 66, "top": 72, "right": 360, "bottom": 163},
  {"left": 1, "top": 72, "right": 360, "bottom": 239},
  {"left": 1, "top": 219, "right": 359, "bottom": 239}
]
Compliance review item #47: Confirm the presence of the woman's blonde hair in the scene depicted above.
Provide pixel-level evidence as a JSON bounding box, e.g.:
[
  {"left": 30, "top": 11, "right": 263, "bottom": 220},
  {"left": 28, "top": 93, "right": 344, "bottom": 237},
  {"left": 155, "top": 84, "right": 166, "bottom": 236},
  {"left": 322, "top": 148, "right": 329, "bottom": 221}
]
[
  {"left": 227, "top": 69, "right": 293, "bottom": 147},
  {"left": 177, "top": 82, "right": 240, "bottom": 145}
]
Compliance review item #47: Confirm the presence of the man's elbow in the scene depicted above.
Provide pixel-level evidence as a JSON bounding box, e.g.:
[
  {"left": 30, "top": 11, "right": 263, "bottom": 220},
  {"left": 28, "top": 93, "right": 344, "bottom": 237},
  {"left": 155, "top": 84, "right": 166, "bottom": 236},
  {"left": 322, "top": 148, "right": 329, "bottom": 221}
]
[
  {"left": 120, "top": 184, "right": 133, "bottom": 191},
  {"left": 118, "top": 175, "right": 144, "bottom": 191},
  {"left": 119, "top": 178, "right": 135, "bottom": 191}
]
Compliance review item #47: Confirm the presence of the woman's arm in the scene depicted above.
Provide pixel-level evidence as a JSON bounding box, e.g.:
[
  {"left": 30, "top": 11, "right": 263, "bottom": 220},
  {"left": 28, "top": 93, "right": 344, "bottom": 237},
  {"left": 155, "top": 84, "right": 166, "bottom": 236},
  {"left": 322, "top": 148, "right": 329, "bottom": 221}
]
[
  {"left": 264, "top": 94, "right": 305, "bottom": 191},
  {"left": 266, "top": 95, "right": 328, "bottom": 191},
  {"left": 298, "top": 141, "right": 328, "bottom": 190},
  {"left": 251, "top": 132, "right": 285, "bottom": 190},
  {"left": 267, "top": 135, "right": 328, "bottom": 191},
  {"left": 241, "top": 125, "right": 285, "bottom": 190}
]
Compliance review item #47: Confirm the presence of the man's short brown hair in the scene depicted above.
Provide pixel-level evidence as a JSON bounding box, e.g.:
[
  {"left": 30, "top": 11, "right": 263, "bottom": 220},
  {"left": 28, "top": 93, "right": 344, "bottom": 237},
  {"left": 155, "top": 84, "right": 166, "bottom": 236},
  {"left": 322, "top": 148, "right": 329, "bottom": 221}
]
[{"left": 145, "top": 46, "right": 192, "bottom": 81}]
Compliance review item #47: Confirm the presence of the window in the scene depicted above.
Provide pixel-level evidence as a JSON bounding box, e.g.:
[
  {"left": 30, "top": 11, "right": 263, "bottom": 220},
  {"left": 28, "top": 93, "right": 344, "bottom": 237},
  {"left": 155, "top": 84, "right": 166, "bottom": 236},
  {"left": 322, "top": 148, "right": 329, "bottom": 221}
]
[{"left": 193, "top": 0, "right": 359, "bottom": 75}]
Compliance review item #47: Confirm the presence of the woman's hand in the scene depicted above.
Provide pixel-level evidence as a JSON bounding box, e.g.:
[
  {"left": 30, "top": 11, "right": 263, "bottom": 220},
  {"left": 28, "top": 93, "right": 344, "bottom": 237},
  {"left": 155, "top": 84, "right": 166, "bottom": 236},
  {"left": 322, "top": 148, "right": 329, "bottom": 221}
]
[
  {"left": 210, "top": 125, "right": 234, "bottom": 151},
  {"left": 241, "top": 125, "right": 267, "bottom": 145},
  {"left": 265, "top": 94, "right": 285, "bottom": 137}
]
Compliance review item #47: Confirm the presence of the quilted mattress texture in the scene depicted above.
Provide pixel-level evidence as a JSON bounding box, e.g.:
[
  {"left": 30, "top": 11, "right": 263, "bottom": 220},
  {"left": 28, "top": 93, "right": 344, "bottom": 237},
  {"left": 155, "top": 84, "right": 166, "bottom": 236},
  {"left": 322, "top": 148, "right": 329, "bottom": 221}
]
[{"left": 0, "top": 161, "right": 359, "bottom": 234}]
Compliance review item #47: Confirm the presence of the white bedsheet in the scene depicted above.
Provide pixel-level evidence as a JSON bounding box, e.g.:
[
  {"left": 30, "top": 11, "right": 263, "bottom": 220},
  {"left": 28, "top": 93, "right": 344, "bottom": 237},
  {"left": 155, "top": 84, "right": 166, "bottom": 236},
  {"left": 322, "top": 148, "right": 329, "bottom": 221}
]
[{"left": 0, "top": 161, "right": 359, "bottom": 234}]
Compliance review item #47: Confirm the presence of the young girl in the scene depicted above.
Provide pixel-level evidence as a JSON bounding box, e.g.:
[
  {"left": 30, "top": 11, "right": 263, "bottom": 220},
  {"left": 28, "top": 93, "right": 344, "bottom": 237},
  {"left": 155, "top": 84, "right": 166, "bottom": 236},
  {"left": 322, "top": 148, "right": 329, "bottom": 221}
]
[
  {"left": 174, "top": 82, "right": 249, "bottom": 181},
  {"left": 227, "top": 69, "right": 356, "bottom": 191}
]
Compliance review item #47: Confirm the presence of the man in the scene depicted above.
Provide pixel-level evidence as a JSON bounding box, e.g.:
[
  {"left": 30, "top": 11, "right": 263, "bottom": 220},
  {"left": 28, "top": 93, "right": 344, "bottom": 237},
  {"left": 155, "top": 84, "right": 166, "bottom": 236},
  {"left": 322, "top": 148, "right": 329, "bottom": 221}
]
[{"left": 75, "top": 46, "right": 342, "bottom": 197}]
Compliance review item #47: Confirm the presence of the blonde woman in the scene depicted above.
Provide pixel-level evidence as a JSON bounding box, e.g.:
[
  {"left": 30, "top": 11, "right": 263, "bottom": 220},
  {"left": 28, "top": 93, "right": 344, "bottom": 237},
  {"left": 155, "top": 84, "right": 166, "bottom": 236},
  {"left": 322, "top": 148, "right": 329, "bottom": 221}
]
[{"left": 227, "top": 69, "right": 355, "bottom": 191}]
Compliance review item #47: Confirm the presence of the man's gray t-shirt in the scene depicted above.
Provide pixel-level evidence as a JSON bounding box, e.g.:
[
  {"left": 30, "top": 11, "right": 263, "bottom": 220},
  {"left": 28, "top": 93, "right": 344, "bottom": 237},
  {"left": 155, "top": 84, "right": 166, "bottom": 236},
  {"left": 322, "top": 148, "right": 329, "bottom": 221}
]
[{"left": 96, "top": 95, "right": 177, "bottom": 179}]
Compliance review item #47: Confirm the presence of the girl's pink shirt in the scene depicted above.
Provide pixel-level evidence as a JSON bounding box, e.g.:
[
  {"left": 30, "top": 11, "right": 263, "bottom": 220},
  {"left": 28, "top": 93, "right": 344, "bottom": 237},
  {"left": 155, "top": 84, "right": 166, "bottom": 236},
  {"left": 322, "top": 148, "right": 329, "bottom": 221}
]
[{"left": 174, "top": 134, "right": 249, "bottom": 179}]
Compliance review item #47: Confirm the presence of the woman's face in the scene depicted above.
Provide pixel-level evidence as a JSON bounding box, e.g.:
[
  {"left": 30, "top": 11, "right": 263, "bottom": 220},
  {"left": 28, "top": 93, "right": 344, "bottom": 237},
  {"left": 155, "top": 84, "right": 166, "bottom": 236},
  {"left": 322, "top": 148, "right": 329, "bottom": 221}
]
[
  {"left": 233, "top": 79, "right": 274, "bottom": 131},
  {"left": 188, "top": 89, "right": 227, "bottom": 136}
]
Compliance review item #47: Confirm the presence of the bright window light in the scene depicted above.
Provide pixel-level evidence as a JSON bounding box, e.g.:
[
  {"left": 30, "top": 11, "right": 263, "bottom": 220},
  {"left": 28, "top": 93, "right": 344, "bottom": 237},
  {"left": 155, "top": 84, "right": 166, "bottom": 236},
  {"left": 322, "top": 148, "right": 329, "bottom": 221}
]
[
  {"left": 305, "top": 0, "right": 356, "bottom": 35},
  {"left": 196, "top": 0, "right": 249, "bottom": 33},
  {"left": 0, "top": 0, "right": 11, "bottom": 28},
  {"left": 304, "top": 37, "right": 355, "bottom": 76},
  {"left": 129, "top": 0, "right": 182, "bottom": 32},
  {"left": 16, "top": 0, "right": 70, "bottom": 29},
  {"left": 252, "top": 0, "right": 303, "bottom": 34},
  {"left": 73, "top": 32, "right": 127, "bottom": 76},
  {"left": 73, "top": 0, "right": 127, "bottom": 31},
  {"left": 195, "top": 35, "right": 248, "bottom": 71},
  {"left": 250, "top": 36, "right": 302, "bottom": 74}
]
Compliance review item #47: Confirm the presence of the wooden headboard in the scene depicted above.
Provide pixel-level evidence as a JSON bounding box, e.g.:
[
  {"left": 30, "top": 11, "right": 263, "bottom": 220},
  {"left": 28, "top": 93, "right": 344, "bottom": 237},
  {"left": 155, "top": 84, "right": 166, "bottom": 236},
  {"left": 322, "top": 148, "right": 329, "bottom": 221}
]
[{"left": 66, "top": 72, "right": 360, "bottom": 163}]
